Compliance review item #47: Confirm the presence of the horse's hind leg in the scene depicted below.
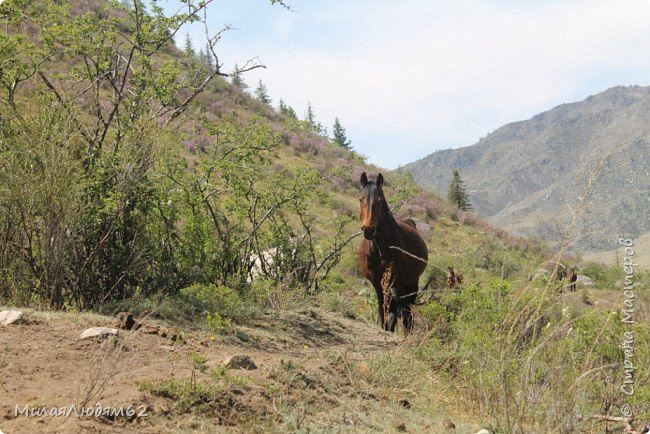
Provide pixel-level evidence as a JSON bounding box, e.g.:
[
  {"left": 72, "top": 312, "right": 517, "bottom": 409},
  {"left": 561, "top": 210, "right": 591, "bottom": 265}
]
[{"left": 401, "top": 303, "right": 413, "bottom": 333}]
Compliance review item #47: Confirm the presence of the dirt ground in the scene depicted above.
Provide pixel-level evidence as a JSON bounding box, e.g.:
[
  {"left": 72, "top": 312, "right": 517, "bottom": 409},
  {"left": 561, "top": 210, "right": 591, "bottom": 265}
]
[{"left": 3, "top": 307, "right": 455, "bottom": 433}]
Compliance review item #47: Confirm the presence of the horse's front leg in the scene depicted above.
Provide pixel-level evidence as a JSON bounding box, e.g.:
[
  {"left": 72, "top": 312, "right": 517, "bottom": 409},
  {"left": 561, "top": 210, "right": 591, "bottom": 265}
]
[
  {"left": 386, "top": 296, "right": 398, "bottom": 332},
  {"left": 400, "top": 291, "right": 418, "bottom": 334}
]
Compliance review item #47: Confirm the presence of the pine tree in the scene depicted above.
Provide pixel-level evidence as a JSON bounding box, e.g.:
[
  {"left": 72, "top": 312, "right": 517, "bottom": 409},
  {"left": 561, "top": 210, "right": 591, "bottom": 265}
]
[
  {"left": 204, "top": 42, "right": 214, "bottom": 69},
  {"left": 231, "top": 64, "right": 247, "bottom": 89},
  {"left": 197, "top": 48, "right": 207, "bottom": 64},
  {"left": 305, "top": 102, "right": 316, "bottom": 130},
  {"left": 254, "top": 79, "right": 271, "bottom": 104},
  {"left": 304, "top": 102, "right": 326, "bottom": 134},
  {"left": 332, "top": 117, "right": 351, "bottom": 149},
  {"left": 183, "top": 32, "right": 195, "bottom": 57},
  {"left": 278, "top": 99, "right": 297, "bottom": 119},
  {"left": 447, "top": 170, "right": 472, "bottom": 211}
]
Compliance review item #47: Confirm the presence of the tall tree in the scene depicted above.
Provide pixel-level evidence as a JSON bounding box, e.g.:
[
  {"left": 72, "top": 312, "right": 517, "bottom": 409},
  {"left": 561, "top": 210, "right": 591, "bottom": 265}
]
[
  {"left": 305, "top": 102, "right": 326, "bottom": 134},
  {"left": 278, "top": 99, "right": 297, "bottom": 119},
  {"left": 332, "top": 117, "right": 351, "bottom": 149},
  {"left": 183, "top": 32, "right": 195, "bottom": 57},
  {"left": 305, "top": 102, "right": 316, "bottom": 130},
  {"left": 447, "top": 170, "right": 472, "bottom": 211},
  {"left": 204, "top": 42, "right": 214, "bottom": 69},
  {"left": 231, "top": 64, "right": 247, "bottom": 89},
  {"left": 254, "top": 79, "right": 271, "bottom": 104}
]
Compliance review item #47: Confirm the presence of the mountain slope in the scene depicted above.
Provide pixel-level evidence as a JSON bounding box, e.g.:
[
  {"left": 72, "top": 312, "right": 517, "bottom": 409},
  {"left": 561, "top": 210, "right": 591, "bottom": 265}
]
[{"left": 406, "top": 85, "right": 650, "bottom": 252}]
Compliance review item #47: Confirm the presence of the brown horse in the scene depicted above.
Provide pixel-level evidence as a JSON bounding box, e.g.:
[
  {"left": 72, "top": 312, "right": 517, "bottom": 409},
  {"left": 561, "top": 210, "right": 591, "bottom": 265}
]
[
  {"left": 357, "top": 172, "right": 428, "bottom": 333},
  {"left": 567, "top": 267, "right": 577, "bottom": 292},
  {"left": 447, "top": 266, "right": 463, "bottom": 289}
]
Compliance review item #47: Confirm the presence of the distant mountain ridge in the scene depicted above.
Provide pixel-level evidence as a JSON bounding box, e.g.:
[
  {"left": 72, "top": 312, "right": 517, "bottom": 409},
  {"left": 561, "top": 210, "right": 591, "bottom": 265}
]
[{"left": 405, "top": 85, "right": 650, "bottom": 252}]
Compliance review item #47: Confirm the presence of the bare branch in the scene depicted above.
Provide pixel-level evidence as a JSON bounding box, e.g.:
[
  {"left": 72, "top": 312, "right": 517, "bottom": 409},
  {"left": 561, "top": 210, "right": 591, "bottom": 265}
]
[
  {"left": 591, "top": 414, "right": 641, "bottom": 434},
  {"left": 388, "top": 245, "right": 428, "bottom": 264}
]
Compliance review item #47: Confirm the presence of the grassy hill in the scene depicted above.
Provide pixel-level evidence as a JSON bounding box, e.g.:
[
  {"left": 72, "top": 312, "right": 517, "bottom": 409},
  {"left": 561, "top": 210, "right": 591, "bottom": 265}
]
[
  {"left": 1, "top": 1, "right": 649, "bottom": 432},
  {"left": 405, "top": 86, "right": 650, "bottom": 254}
]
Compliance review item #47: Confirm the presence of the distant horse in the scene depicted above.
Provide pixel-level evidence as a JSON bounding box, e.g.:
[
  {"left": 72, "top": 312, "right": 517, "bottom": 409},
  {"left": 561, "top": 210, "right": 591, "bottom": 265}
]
[
  {"left": 447, "top": 266, "right": 463, "bottom": 289},
  {"left": 357, "top": 172, "right": 428, "bottom": 333},
  {"left": 567, "top": 267, "right": 577, "bottom": 292},
  {"left": 447, "top": 266, "right": 456, "bottom": 288}
]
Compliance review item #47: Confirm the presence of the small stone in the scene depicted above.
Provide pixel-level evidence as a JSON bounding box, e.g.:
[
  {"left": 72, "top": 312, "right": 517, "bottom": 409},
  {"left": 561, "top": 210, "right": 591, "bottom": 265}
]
[
  {"left": 0, "top": 310, "right": 25, "bottom": 326},
  {"left": 224, "top": 354, "right": 257, "bottom": 370},
  {"left": 235, "top": 330, "right": 251, "bottom": 342},
  {"left": 475, "top": 429, "right": 491, "bottom": 434},
  {"left": 442, "top": 418, "right": 456, "bottom": 429},
  {"left": 79, "top": 327, "right": 118, "bottom": 340}
]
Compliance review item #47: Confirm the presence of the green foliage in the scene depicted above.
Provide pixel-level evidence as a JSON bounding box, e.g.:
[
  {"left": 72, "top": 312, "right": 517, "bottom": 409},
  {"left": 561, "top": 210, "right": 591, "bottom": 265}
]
[
  {"left": 231, "top": 63, "right": 247, "bottom": 89},
  {"left": 278, "top": 99, "right": 297, "bottom": 119},
  {"left": 304, "top": 101, "right": 325, "bottom": 134},
  {"left": 139, "top": 378, "right": 211, "bottom": 413},
  {"left": 332, "top": 117, "right": 351, "bottom": 149},
  {"left": 447, "top": 169, "right": 472, "bottom": 211},
  {"left": 416, "top": 275, "right": 649, "bottom": 432},
  {"left": 183, "top": 32, "right": 195, "bottom": 56},
  {"left": 189, "top": 352, "right": 209, "bottom": 373},
  {"left": 254, "top": 79, "right": 271, "bottom": 104},
  {"left": 180, "top": 283, "right": 241, "bottom": 326},
  {"left": 138, "top": 370, "right": 250, "bottom": 417},
  {"left": 0, "top": 0, "right": 356, "bottom": 309}
]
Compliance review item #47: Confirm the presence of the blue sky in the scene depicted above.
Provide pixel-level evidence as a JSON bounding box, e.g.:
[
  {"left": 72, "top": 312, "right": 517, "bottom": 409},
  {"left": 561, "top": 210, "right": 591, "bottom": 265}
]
[{"left": 162, "top": 0, "right": 650, "bottom": 169}]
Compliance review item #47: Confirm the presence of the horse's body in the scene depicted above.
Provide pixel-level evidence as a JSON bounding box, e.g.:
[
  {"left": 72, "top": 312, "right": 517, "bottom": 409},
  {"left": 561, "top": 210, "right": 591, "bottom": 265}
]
[
  {"left": 567, "top": 267, "right": 577, "bottom": 292},
  {"left": 357, "top": 172, "right": 428, "bottom": 332}
]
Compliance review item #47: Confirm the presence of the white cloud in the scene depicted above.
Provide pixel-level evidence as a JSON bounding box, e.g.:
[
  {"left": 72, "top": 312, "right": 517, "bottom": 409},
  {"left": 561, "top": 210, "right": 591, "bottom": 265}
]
[{"left": 187, "top": 0, "right": 650, "bottom": 168}]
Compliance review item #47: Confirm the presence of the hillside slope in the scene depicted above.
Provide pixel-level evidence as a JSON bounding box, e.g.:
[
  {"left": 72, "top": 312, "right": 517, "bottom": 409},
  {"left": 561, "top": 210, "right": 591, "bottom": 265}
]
[{"left": 406, "top": 86, "right": 650, "bottom": 252}]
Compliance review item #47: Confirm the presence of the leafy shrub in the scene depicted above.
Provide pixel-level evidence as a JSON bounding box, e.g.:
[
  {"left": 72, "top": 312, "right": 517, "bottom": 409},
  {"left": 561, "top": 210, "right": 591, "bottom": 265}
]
[{"left": 181, "top": 283, "right": 242, "bottom": 327}]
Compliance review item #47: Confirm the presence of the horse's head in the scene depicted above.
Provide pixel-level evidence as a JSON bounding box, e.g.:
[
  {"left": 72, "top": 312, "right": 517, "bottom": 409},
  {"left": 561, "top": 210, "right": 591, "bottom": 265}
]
[{"left": 359, "top": 172, "right": 384, "bottom": 240}]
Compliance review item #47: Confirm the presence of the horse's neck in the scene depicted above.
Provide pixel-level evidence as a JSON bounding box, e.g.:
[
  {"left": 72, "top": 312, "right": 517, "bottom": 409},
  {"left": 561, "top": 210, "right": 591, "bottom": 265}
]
[{"left": 374, "top": 209, "right": 398, "bottom": 254}]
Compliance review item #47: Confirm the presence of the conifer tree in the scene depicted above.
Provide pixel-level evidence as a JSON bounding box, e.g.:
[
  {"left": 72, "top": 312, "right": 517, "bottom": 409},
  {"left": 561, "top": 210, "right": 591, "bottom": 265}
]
[
  {"left": 332, "top": 117, "right": 351, "bottom": 149},
  {"left": 183, "top": 32, "right": 195, "bottom": 57},
  {"left": 231, "top": 64, "right": 247, "bottom": 89},
  {"left": 278, "top": 99, "right": 297, "bottom": 119},
  {"left": 204, "top": 42, "right": 214, "bottom": 69},
  {"left": 197, "top": 48, "right": 207, "bottom": 64},
  {"left": 447, "top": 170, "right": 472, "bottom": 211},
  {"left": 305, "top": 102, "right": 316, "bottom": 130},
  {"left": 254, "top": 79, "right": 271, "bottom": 104}
]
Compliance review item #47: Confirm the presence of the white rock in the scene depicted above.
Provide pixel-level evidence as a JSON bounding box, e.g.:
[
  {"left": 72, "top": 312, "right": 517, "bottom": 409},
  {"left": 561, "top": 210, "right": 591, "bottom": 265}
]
[
  {"left": 79, "top": 327, "right": 118, "bottom": 339},
  {"left": 475, "top": 430, "right": 491, "bottom": 434},
  {"left": 577, "top": 275, "right": 593, "bottom": 286},
  {"left": 0, "top": 310, "right": 25, "bottom": 326}
]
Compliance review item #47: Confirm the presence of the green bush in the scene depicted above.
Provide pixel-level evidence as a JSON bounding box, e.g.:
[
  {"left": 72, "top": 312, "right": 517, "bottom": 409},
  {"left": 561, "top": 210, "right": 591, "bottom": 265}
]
[{"left": 181, "top": 283, "right": 242, "bottom": 323}]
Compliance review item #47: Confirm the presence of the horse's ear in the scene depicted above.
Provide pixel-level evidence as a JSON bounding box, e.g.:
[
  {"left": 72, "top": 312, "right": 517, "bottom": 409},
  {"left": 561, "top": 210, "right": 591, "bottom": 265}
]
[
  {"left": 360, "top": 172, "right": 368, "bottom": 187},
  {"left": 376, "top": 173, "right": 384, "bottom": 189}
]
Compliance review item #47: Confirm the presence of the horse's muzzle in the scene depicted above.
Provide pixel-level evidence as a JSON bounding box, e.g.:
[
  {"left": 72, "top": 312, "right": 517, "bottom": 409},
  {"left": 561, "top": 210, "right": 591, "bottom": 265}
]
[{"left": 363, "top": 226, "right": 376, "bottom": 240}]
